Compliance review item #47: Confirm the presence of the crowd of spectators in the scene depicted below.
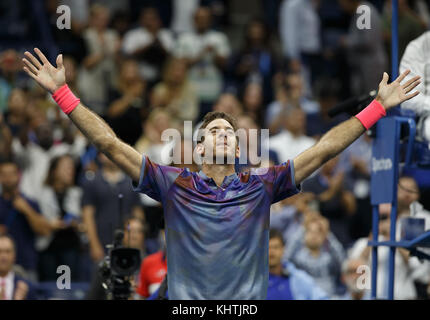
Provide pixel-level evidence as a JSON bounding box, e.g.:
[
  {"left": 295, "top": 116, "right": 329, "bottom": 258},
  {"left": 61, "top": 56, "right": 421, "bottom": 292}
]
[{"left": 0, "top": 0, "right": 430, "bottom": 300}]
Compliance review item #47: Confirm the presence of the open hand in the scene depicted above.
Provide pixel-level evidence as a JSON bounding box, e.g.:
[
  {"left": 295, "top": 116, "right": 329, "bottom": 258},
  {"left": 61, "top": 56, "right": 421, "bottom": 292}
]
[
  {"left": 375, "top": 70, "right": 421, "bottom": 110},
  {"left": 22, "top": 48, "right": 66, "bottom": 94}
]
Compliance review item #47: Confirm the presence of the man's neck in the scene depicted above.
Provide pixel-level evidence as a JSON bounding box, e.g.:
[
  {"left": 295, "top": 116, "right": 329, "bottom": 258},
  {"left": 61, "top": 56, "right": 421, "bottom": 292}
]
[
  {"left": 201, "top": 163, "right": 236, "bottom": 187},
  {"left": 269, "top": 264, "right": 283, "bottom": 276}
]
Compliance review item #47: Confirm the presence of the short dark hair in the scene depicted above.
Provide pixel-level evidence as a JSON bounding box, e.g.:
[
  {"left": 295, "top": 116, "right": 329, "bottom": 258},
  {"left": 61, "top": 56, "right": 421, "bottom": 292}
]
[
  {"left": 269, "top": 229, "right": 285, "bottom": 246},
  {"left": 198, "top": 111, "right": 238, "bottom": 143}
]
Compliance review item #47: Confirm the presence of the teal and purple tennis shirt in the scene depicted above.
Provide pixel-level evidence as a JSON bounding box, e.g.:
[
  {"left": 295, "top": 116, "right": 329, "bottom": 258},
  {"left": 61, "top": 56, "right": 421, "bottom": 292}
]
[{"left": 132, "top": 155, "right": 300, "bottom": 299}]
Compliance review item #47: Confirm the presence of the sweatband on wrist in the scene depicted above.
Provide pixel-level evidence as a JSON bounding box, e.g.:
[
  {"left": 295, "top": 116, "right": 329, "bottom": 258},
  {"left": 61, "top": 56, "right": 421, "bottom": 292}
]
[
  {"left": 52, "top": 84, "right": 80, "bottom": 115},
  {"left": 355, "top": 99, "right": 386, "bottom": 129}
]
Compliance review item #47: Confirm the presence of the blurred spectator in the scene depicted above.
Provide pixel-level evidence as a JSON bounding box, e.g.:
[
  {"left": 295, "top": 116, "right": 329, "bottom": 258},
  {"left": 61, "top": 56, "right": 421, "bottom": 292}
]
[
  {"left": 270, "top": 192, "right": 317, "bottom": 245},
  {"left": 150, "top": 58, "right": 199, "bottom": 122},
  {"left": 0, "top": 50, "right": 26, "bottom": 113},
  {"left": 397, "top": 175, "right": 430, "bottom": 299},
  {"left": 285, "top": 213, "right": 346, "bottom": 297},
  {"left": 241, "top": 81, "right": 265, "bottom": 128},
  {"left": 105, "top": 59, "right": 147, "bottom": 146},
  {"left": 171, "top": 0, "right": 200, "bottom": 34},
  {"left": 266, "top": 72, "right": 320, "bottom": 135},
  {"left": 36, "top": 155, "right": 83, "bottom": 282},
  {"left": 399, "top": 31, "right": 430, "bottom": 144},
  {"left": 382, "top": 0, "right": 426, "bottom": 67},
  {"left": 122, "top": 7, "right": 174, "bottom": 85},
  {"left": 279, "top": 0, "right": 322, "bottom": 87},
  {"left": 302, "top": 156, "right": 356, "bottom": 246},
  {"left": 12, "top": 120, "right": 85, "bottom": 200},
  {"left": 0, "top": 113, "right": 12, "bottom": 161},
  {"left": 230, "top": 18, "right": 278, "bottom": 104},
  {"left": 339, "top": 134, "right": 373, "bottom": 240},
  {"left": 78, "top": 4, "right": 120, "bottom": 115},
  {"left": 268, "top": 108, "right": 316, "bottom": 164},
  {"left": 46, "top": 0, "right": 88, "bottom": 64},
  {"left": 0, "top": 160, "right": 53, "bottom": 281},
  {"left": 267, "top": 229, "right": 328, "bottom": 300},
  {"left": 0, "top": 235, "right": 37, "bottom": 300},
  {"left": 338, "top": 0, "right": 387, "bottom": 95},
  {"left": 136, "top": 229, "right": 167, "bottom": 299},
  {"left": 175, "top": 6, "right": 231, "bottom": 116},
  {"left": 348, "top": 203, "right": 426, "bottom": 299},
  {"left": 81, "top": 153, "right": 144, "bottom": 264},
  {"left": 212, "top": 93, "right": 243, "bottom": 118},
  {"left": 4, "top": 88, "right": 28, "bottom": 137},
  {"left": 398, "top": 176, "right": 430, "bottom": 225},
  {"left": 335, "top": 257, "right": 370, "bottom": 299},
  {"left": 135, "top": 109, "right": 178, "bottom": 164}
]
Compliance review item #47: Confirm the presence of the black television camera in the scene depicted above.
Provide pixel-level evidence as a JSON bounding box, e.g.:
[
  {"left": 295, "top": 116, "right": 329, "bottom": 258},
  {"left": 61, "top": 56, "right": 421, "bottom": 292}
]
[{"left": 99, "top": 229, "right": 141, "bottom": 300}]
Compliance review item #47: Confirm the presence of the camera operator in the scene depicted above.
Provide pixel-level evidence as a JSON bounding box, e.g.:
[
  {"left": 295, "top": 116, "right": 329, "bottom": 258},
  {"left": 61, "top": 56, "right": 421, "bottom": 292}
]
[{"left": 85, "top": 216, "right": 146, "bottom": 300}]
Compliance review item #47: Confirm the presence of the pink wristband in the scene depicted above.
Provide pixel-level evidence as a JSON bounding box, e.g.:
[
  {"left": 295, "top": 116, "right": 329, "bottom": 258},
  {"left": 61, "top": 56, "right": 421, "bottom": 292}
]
[
  {"left": 355, "top": 99, "right": 386, "bottom": 129},
  {"left": 52, "top": 84, "right": 80, "bottom": 115}
]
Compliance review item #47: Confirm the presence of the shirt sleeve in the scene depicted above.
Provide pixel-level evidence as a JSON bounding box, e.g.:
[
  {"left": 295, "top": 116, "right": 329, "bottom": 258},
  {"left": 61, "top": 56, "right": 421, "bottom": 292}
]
[
  {"left": 132, "top": 155, "right": 182, "bottom": 203},
  {"left": 254, "top": 160, "right": 301, "bottom": 204}
]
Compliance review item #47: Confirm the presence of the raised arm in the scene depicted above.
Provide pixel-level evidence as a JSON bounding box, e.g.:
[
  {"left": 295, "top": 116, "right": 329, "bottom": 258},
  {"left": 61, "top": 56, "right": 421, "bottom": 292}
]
[
  {"left": 22, "top": 48, "right": 142, "bottom": 182},
  {"left": 294, "top": 70, "right": 421, "bottom": 185}
]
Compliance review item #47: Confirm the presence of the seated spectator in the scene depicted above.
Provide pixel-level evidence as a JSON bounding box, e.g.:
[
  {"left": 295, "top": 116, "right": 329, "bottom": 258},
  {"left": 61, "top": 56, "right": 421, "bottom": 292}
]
[
  {"left": 268, "top": 229, "right": 329, "bottom": 300},
  {"left": 105, "top": 59, "right": 147, "bottom": 146},
  {"left": 268, "top": 108, "right": 316, "bottom": 164},
  {"left": 174, "top": 6, "right": 231, "bottom": 115},
  {"left": 136, "top": 229, "right": 167, "bottom": 299},
  {"left": 36, "top": 155, "right": 83, "bottom": 282},
  {"left": 334, "top": 257, "right": 370, "bottom": 300},
  {"left": 0, "top": 160, "right": 53, "bottom": 281},
  {"left": 348, "top": 203, "right": 425, "bottom": 299},
  {"left": 150, "top": 57, "right": 199, "bottom": 122},
  {"left": 302, "top": 156, "right": 356, "bottom": 246},
  {"left": 78, "top": 4, "right": 120, "bottom": 115},
  {"left": 285, "top": 213, "right": 345, "bottom": 297},
  {"left": 122, "top": 7, "right": 174, "bottom": 85},
  {"left": 0, "top": 235, "right": 37, "bottom": 300}
]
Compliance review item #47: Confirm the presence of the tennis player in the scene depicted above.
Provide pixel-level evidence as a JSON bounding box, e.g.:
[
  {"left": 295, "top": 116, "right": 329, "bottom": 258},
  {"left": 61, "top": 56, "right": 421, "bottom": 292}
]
[{"left": 22, "top": 48, "right": 420, "bottom": 299}]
